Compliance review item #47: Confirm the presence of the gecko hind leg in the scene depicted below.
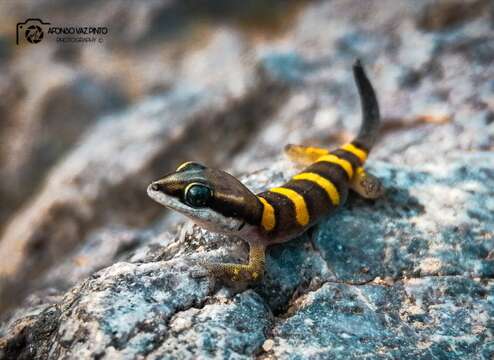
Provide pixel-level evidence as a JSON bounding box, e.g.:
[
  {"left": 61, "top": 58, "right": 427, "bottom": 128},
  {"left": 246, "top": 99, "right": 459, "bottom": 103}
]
[
  {"left": 284, "top": 144, "right": 329, "bottom": 165},
  {"left": 350, "top": 167, "right": 384, "bottom": 199},
  {"left": 196, "top": 243, "right": 266, "bottom": 282}
]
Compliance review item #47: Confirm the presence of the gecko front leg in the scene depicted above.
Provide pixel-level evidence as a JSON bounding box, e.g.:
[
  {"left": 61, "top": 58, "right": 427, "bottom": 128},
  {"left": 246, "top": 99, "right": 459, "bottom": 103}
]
[{"left": 196, "top": 242, "right": 266, "bottom": 282}]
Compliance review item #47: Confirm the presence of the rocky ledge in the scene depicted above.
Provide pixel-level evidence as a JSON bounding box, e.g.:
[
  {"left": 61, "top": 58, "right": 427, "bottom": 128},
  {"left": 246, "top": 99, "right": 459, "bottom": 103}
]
[{"left": 0, "top": 0, "right": 493, "bottom": 359}]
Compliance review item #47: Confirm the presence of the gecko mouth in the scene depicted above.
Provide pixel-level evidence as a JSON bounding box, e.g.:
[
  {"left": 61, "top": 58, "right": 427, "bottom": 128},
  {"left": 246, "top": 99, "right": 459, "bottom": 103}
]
[
  {"left": 147, "top": 184, "right": 243, "bottom": 232},
  {"left": 147, "top": 184, "right": 197, "bottom": 216}
]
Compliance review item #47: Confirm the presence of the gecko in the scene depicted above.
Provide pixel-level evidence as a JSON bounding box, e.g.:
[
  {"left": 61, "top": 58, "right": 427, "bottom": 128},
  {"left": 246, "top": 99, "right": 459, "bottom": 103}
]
[{"left": 147, "top": 60, "right": 383, "bottom": 282}]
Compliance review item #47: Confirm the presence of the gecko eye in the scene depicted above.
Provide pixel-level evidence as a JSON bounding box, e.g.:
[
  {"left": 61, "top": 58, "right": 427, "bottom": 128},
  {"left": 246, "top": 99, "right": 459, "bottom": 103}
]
[{"left": 184, "top": 183, "right": 213, "bottom": 208}]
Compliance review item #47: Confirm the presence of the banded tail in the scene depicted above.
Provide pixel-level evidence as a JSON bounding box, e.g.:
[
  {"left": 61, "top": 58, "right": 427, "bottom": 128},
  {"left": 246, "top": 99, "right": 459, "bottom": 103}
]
[
  {"left": 257, "top": 60, "right": 382, "bottom": 239},
  {"left": 351, "top": 59, "right": 381, "bottom": 153}
]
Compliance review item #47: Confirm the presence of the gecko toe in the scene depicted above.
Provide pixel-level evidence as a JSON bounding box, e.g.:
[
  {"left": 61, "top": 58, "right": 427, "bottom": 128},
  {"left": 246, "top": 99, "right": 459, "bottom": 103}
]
[{"left": 190, "top": 267, "right": 210, "bottom": 279}]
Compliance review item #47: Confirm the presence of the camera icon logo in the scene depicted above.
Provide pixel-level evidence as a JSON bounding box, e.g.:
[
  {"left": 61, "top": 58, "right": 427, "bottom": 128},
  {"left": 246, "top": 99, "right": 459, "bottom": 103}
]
[{"left": 16, "top": 18, "right": 51, "bottom": 45}]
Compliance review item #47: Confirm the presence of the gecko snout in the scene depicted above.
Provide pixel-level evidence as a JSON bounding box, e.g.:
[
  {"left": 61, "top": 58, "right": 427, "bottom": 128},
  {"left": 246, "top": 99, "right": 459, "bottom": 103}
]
[{"left": 150, "top": 183, "right": 161, "bottom": 191}]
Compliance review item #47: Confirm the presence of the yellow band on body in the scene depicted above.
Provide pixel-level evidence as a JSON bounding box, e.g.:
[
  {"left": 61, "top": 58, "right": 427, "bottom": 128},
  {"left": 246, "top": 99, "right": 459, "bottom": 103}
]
[
  {"left": 293, "top": 172, "right": 340, "bottom": 206},
  {"left": 257, "top": 196, "right": 275, "bottom": 231},
  {"left": 341, "top": 143, "right": 367, "bottom": 163},
  {"left": 269, "top": 187, "right": 309, "bottom": 226},
  {"left": 316, "top": 154, "right": 354, "bottom": 178}
]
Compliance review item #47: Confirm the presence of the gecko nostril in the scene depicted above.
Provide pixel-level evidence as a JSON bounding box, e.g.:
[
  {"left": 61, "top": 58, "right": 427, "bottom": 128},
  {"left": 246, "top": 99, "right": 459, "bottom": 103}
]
[{"left": 151, "top": 183, "right": 161, "bottom": 191}]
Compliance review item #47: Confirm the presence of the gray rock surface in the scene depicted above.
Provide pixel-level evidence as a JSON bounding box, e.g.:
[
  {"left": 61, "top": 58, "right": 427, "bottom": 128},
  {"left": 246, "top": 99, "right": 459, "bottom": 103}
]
[{"left": 1, "top": 0, "right": 493, "bottom": 359}]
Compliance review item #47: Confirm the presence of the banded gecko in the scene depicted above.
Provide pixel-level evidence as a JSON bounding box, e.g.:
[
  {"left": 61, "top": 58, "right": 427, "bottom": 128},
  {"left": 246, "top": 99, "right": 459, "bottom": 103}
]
[{"left": 147, "top": 60, "right": 383, "bottom": 282}]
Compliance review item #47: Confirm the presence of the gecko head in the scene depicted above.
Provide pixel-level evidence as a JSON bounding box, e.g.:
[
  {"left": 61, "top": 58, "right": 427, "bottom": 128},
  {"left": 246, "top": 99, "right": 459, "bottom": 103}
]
[{"left": 147, "top": 161, "right": 261, "bottom": 234}]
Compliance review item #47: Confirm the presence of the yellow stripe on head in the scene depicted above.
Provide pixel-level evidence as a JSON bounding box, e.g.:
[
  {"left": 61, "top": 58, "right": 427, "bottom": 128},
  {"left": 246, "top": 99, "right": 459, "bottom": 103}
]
[
  {"left": 293, "top": 172, "right": 340, "bottom": 206},
  {"left": 176, "top": 161, "right": 194, "bottom": 172},
  {"left": 341, "top": 143, "right": 367, "bottom": 163},
  {"left": 269, "top": 187, "right": 309, "bottom": 226},
  {"left": 257, "top": 196, "right": 275, "bottom": 231},
  {"left": 316, "top": 154, "right": 354, "bottom": 178}
]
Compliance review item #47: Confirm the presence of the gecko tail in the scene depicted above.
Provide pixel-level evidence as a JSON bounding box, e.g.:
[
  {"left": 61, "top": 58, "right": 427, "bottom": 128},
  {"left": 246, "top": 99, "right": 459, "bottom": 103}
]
[{"left": 351, "top": 59, "right": 381, "bottom": 153}]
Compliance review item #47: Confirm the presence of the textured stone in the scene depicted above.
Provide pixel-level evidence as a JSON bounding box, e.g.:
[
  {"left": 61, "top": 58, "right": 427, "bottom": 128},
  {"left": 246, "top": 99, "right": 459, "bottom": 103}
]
[
  {"left": 1, "top": 0, "right": 494, "bottom": 359},
  {"left": 267, "top": 278, "right": 493, "bottom": 359},
  {"left": 0, "top": 32, "right": 287, "bottom": 313},
  {"left": 2, "top": 152, "right": 493, "bottom": 359}
]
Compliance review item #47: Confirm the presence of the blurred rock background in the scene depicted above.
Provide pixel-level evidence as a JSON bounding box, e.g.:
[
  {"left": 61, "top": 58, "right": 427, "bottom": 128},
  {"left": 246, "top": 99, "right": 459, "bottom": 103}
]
[{"left": 0, "top": 0, "right": 493, "bottom": 359}]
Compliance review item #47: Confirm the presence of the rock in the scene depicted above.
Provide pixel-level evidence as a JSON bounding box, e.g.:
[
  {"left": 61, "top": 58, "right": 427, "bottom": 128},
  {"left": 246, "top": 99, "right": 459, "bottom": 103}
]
[
  {"left": 266, "top": 277, "right": 493, "bottom": 359},
  {"left": 1, "top": 152, "right": 493, "bottom": 359},
  {"left": 147, "top": 291, "right": 271, "bottom": 359},
  {"left": 1, "top": 0, "right": 494, "bottom": 359},
  {"left": 0, "top": 260, "right": 212, "bottom": 359},
  {"left": 416, "top": 0, "right": 491, "bottom": 32},
  {"left": 0, "top": 68, "right": 127, "bottom": 225},
  {"left": 0, "top": 0, "right": 305, "bottom": 230},
  {"left": 0, "top": 25, "right": 290, "bottom": 313},
  {"left": 0, "top": 35, "right": 132, "bottom": 227},
  {"left": 0, "top": 61, "right": 287, "bottom": 314}
]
